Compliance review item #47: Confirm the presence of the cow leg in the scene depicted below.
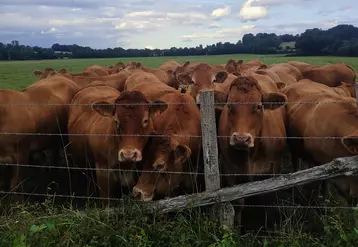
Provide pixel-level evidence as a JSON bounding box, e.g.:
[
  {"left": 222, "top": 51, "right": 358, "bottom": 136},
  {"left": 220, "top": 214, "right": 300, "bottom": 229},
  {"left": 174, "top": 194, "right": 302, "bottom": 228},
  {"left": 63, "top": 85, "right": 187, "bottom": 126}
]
[
  {"left": 96, "top": 166, "right": 115, "bottom": 208},
  {"left": 10, "top": 147, "right": 30, "bottom": 203}
]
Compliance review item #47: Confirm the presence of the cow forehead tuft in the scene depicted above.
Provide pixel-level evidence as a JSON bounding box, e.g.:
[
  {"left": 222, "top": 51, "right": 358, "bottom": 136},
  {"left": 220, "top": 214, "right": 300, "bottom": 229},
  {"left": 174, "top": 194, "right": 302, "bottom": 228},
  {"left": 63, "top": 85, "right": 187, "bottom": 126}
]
[
  {"left": 115, "top": 90, "right": 149, "bottom": 104},
  {"left": 230, "top": 76, "right": 261, "bottom": 93}
]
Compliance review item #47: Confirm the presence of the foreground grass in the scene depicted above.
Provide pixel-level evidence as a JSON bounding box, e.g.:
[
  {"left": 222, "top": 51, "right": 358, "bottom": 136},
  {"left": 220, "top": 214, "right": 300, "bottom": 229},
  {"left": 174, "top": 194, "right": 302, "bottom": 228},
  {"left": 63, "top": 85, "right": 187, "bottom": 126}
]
[
  {"left": 0, "top": 54, "right": 357, "bottom": 90},
  {"left": 1, "top": 198, "right": 358, "bottom": 247}
]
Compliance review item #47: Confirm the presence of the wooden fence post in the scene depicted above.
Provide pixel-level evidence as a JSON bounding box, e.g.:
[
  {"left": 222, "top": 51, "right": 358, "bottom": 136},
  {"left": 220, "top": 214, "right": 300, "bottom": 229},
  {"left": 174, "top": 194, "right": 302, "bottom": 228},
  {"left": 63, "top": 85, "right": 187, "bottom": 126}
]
[{"left": 199, "top": 89, "right": 235, "bottom": 227}]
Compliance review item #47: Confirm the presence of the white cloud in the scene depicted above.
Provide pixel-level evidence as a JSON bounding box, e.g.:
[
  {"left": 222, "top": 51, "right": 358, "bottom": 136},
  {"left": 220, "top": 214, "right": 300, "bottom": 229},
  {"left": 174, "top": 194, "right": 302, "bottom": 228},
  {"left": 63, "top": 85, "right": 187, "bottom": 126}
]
[
  {"left": 182, "top": 25, "right": 256, "bottom": 42},
  {"left": 239, "top": 0, "right": 268, "bottom": 21},
  {"left": 211, "top": 6, "right": 231, "bottom": 19},
  {"left": 40, "top": 27, "right": 58, "bottom": 34},
  {"left": 209, "top": 23, "right": 221, "bottom": 29}
]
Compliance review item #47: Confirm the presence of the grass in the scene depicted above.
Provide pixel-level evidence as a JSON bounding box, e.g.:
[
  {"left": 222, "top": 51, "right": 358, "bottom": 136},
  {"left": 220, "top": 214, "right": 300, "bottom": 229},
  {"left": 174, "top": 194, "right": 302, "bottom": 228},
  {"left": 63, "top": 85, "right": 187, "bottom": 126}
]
[
  {"left": 0, "top": 54, "right": 357, "bottom": 90},
  {"left": 1, "top": 54, "right": 358, "bottom": 246}
]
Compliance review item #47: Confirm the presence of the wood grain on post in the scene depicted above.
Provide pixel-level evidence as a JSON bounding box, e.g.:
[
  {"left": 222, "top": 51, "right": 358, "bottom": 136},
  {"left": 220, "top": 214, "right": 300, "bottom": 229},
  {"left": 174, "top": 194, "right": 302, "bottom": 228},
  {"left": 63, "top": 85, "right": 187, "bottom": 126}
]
[{"left": 198, "top": 89, "right": 234, "bottom": 227}]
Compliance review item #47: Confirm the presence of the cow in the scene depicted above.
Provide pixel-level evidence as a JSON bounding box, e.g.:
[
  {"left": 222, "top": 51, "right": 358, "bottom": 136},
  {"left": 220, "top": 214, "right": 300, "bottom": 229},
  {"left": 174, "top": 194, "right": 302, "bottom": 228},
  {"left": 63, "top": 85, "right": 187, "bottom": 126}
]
[
  {"left": 298, "top": 63, "right": 356, "bottom": 87},
  {"left": 67, "top": 82, "right": 168, "bottom": 206},
  {"left": 217, "top": 75, "right": 287, "bottom": 230},
  {"left": 282, "top": 81, "right": 358, "bottom": 206},
  {"left": 159, "top": 59, "right": 182, "bottom": 73},
  {"left": 297, "top": 79, "right": 356, "bottom": 98},
  {"left": 224, "top": 59, "right": 264, "bottom": 75},
  {"left": 83, "top": 65, "right": 111, "bottom": 76},
  {"left": 132, "top": 132, "right": 192, "bottom": 201},
  {"left": 125, "top": 71, "right": 203, "bottom": 201},
  {"left": 175, "top": 63, "right": 229, "bottom": 103},
  {"left": 0, "top": 74, "right": 82, "bottom": 199}
]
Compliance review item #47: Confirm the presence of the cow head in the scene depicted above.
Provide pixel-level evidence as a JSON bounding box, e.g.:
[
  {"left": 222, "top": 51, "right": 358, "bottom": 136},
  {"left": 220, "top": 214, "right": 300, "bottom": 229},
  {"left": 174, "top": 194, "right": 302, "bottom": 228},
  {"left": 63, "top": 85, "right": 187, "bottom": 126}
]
[
  {"left": 132, "top": 133, "right": 191, "bottom": 201},
  {"left": 220, "top": 76, "right": 287, "bottom": 150},
  {"left": 177, "top": 63, "right": 228, "bottom": 103},
  {"left": 225, "top": 59, "right": 238, "bottom": 74},
  {"left": 92, "top": 91, "right": 168, "bottom": 163},
  {"left": 32, "top": 69, "right": 56, "bottom": 79}
]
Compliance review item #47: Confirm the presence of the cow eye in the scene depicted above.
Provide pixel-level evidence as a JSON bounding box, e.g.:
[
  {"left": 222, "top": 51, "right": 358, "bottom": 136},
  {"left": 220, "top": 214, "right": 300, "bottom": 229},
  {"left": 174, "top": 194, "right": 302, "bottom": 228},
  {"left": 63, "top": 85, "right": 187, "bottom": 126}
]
[
  {"left": 155, "top": 163, "right": 165, "bottom": 171},
  {"left": 142, "top": 118, "right": 149, "bottom": 126},
  {"left": 115, "top": 120, "right": 120, "bottom": 128},
  {"left": 254, "top": 104, "right": 263, "bottom": 112}
]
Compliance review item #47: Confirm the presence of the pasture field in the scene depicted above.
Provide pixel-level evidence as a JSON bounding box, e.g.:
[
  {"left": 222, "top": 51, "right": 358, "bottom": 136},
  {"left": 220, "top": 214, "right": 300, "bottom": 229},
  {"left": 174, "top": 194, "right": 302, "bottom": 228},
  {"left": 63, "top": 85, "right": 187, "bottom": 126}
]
[
  {"left": 0, "top": 54, "right": 358, "bottom": 90},
  {"left": 1, "top": 55, "right": 358, "bottom": 246}
]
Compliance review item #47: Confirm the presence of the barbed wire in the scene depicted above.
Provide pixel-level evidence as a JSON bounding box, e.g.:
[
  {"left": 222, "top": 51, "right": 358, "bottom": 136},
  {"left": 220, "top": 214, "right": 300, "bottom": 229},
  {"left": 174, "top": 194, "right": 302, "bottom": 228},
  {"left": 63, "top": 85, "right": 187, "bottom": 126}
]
[
  {"left": 1, "top": 162, "right": 358, "bottom": 177},
  {"left": 0, "top": 132, "right": 354, "bottom": 139},
  {"left": 0, "top": 191, "right": 357, "bottom": 210},
  {"left": 0, "top": 100, "right": 356, "bottom": 107}
]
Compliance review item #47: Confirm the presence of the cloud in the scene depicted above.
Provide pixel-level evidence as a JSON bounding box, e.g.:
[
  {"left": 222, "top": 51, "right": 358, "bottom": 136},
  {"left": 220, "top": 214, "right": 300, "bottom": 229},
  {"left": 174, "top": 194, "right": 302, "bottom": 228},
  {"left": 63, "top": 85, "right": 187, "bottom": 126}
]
[
  {"left": 239, "top": 0, "right": 268, "bottom": 21},
  {"left": 208, "top": 23, "right": 221, "bottom": 29},
  {"left": 182, "top": 25, "right": 256, "bottom": 42},
  {"left": 211, "top": 6, "right": 231, "bottom": 19}
]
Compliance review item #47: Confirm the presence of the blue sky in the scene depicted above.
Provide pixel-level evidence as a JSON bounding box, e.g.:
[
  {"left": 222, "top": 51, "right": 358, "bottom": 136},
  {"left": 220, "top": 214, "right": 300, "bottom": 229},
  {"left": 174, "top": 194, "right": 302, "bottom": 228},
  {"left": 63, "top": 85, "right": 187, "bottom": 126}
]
[{"left": 0, "top": 0, "right": 357, "bottom": 49}]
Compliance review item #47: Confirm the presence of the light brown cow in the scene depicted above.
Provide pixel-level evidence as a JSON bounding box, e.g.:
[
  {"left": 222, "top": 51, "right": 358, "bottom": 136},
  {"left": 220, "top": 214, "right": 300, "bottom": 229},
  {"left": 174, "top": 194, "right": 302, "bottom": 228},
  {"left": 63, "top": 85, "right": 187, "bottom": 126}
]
[
  {"left": 299, "top": 63, "right": 356, "bottom": 87},
  {"left": 0, "top": 74, "right": 82, "bottom": 196},
  {"left": 282, "top": 81, "right": 358, "bottom": 205},
  {"left": 132, "top": 133, "right": 192, "bottom": 201},
  {"left": 83, "top": 65, "right": 110, "bottom": 76},
  {"left": 297, "top": 79, "right": 356, "bottom": 98},
  {"left": 67, "top": 83, "right": 168, "bottom": 206},
  {"left": 159, "top": 59, "right": 182, "bottom": 72},
  {"left": 176, "top": 63, "right": 229, "bottom": 103},
  {"left": 217, "top": 76, "right": 287, "bottom": 228},
  {"left": 225, "top": 59, "right": 264, "bottom": 75},
  {"left": 125, "top": 71, "right": 203, "bottom": 200}
]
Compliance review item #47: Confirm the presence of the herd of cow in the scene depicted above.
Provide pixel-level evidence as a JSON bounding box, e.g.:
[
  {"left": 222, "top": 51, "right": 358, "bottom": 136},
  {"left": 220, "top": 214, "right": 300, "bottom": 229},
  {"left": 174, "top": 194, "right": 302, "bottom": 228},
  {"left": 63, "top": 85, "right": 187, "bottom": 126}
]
[{"left": 0, "top": 58, "right": 357, "bottom": 228}]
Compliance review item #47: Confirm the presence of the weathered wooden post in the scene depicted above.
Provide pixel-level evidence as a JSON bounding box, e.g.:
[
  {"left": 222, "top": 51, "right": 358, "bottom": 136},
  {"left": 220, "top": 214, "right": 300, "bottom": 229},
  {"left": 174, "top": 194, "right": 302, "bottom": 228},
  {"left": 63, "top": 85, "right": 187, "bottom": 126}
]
[{"left": 199, "top": 89, "right": 235, "bottom": 227}]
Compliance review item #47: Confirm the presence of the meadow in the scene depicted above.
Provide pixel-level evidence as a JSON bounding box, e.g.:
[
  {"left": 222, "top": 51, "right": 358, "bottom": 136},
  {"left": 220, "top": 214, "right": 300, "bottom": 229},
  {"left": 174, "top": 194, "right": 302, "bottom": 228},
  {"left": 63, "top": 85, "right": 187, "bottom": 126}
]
[
  {"left": 1, "top": 54, "right": 358, "bottom": 247},
  {"left": 1, "top": 54, "right": 358, "bottom": 90}
]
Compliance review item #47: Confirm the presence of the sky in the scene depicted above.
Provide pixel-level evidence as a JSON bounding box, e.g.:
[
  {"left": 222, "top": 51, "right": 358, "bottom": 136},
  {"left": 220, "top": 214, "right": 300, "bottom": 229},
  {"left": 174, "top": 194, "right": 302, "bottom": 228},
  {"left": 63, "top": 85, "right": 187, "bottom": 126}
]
[{"left": 0, "top": 0, "right": 357, "bottom": 49}]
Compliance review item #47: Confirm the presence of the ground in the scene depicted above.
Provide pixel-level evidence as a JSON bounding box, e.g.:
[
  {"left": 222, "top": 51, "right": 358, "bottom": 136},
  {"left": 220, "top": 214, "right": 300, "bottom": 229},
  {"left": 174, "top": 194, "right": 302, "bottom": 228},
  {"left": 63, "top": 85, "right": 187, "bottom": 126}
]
[{"left": 0, "top": 54, "right": 358, "bottom": 246}]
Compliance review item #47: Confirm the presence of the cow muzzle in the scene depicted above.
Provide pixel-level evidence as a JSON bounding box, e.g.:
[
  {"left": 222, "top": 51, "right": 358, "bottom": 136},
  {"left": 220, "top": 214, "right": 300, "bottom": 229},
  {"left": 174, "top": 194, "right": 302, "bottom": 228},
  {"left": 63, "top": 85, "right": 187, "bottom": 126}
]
[
  {"left": 118, "top": 148, "right": 142, "bottom": 162},
  {"left": 230, "top": 132, "right": 254, "bottom": 149},
  {"left": 132, "top": 186, "right": 154, "bottom": 201}
]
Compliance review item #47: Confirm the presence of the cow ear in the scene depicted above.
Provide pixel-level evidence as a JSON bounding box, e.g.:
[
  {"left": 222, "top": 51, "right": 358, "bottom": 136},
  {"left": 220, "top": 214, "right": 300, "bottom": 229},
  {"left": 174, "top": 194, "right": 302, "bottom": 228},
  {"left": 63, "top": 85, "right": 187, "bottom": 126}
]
[
  {"left": 44, "top": 67, "right": 54, "bottom": 72},
  {"left": 276, "top": 82, "right": 287, "bottom": 90},
  {"left": 258, "top": 64, "right": 267, "bottom": 70},
  {"left": 33, "top": 70, "right": 42, "bottom": 77},
  {"left": 342, "top": 136, "right": 358, "bottom": 154},
  {"left": 177, "top": 73, "right": 193, "bottom": 85},
  {"left": 215, "top": 71, "right": 228, "bottom": 83},
  {"left": 92, "top": 101, "right": 115, "bottom": 117},
  {"left": 237, "top": 60, "right": 244, "bottom": 65},
  {"left": 174, "top": 144, "right": 192, "bottom": 163},
  {"left": 262, "top": 92, "right": 287, "bottom": 110},
  {"left": 149, "top": 100, "right": 168, "bottom": 117},
  {"left": 58, "top": 68, "right": 67, "bottom": 74},
  {"left": 214, "top": 90, "right": 228, "bottom": 112},
  {"left": 183, "top": 61, "right": 190, "bottom": 67}
]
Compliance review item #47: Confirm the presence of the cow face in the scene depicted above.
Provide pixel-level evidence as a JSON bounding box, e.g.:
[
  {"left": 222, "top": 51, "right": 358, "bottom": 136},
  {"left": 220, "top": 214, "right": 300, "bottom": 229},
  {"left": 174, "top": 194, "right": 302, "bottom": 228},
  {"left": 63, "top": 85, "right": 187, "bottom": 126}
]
[
  {"left": 177, "top": 64, "right": 228, "bottom": 104},
  {"left": 92, "top": 91, "right": 168, "bottom": 163},
  {"left": 222, "top": 76, "right": 287, "bottom": 150},
  {"left": 132, "top": 134, "right": 191, "bottom": 201},
  {"left": 33, "top": 69, "right": 56, "bottom": 79}
]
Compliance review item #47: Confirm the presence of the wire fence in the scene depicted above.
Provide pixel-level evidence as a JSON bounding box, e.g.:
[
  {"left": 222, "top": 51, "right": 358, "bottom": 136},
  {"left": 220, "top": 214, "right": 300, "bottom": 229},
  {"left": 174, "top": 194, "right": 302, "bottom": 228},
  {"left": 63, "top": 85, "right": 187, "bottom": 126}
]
[{"left": 0, "top": 95, "right": 357, "bottom": 229}]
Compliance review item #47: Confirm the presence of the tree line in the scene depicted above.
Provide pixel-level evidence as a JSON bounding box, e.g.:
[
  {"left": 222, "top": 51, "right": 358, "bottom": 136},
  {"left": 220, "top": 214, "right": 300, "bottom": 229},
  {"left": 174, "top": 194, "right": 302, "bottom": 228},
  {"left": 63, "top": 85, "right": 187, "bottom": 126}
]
[{"left": 0, "top": 24, "right": 357, "bottom": 60}]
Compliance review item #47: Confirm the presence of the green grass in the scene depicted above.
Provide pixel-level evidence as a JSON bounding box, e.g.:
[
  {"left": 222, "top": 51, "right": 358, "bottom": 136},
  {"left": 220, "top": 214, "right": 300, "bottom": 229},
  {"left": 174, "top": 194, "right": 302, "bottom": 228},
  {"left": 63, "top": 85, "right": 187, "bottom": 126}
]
[{"left": 0, "top": 54, "right": 357, "bottom": 90}]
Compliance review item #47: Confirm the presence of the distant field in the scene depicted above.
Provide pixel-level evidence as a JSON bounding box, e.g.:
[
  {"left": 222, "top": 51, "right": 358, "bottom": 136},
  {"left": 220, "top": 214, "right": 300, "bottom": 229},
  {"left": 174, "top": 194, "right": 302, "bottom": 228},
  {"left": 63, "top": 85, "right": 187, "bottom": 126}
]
[{"left": 0, "top": 54, "right": 357, "bottom": 90}]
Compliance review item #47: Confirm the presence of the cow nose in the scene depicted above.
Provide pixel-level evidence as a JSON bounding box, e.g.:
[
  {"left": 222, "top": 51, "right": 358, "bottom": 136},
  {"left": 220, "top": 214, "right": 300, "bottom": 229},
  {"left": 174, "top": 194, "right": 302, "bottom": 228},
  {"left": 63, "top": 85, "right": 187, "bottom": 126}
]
[
  {"left": 118, "top": 149, "right": 142, "bottom": 162},
  {"left": 230, "top": 132, "right": 254, "bottom": 148},
  {"left": 132, "top": 186, "right": 154, "bottom": 201}
]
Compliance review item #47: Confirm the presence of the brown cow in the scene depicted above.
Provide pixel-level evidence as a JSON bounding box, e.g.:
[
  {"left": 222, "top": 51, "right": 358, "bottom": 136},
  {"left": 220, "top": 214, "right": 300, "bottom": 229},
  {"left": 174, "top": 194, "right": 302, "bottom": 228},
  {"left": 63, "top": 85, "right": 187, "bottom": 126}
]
[
  {"left": 83, "top": 65, "right": 110, "bottom": 76},
  {"left": 297, "top": 79, "right": 356, "bottom": 98},
  {"left": 67, "top": 83, "right": 167, "bottom": 206},
  {"left": 132, "top": 133, "right": 192, "bottom": 201},
  {"left": 176, "top": 63, "right": 229, "bottom": 103},
  {"left": 217, "top": 76, "right": 287, "bottom": 228},
  {"left": 299, "top": 63, "right": 356, "bottom": 87},
  {"left": 225, "top": 59, "right": 264, "bottom": 75},
  {"left": 159, "top": 59, "right": 182, "bottom": 72},
  {"left": 125, "top": 71, "right": 203, "bottom": 200},
  {"left": 0, "top": 74, "right": 82, "bottom": 196},
  {"left": 282, "top": 81, "right": 358, "bottom": 205}
]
